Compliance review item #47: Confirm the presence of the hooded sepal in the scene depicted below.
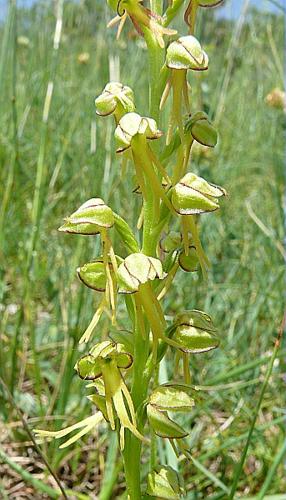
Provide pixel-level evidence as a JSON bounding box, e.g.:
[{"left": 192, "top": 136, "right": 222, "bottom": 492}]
[
  {"left": 171, "top": 173, "right": 226, "bottom": 215},
  {"left": 59, "top": 198, "right": 114, "bottom": 235},
  {"left": 117, "top": 253, "right": 166, "bottom": 293},
  {"left": 95, "top": 82, "right": 135, "bottom": 119},
  {"left": 115, "top": 112, "right": 162, "bottom": 152},
  {"left": 166, "top": 35, "right": 208, "bottom": 71},
  {"left": 172, "top": 310, "right": 220, "bottom": 353},
  {"left": 77, "top": 257, "right": 121, "bottom": 292},
  {"left": 185, "top": 111, "right": 218, "bottom": 147}
]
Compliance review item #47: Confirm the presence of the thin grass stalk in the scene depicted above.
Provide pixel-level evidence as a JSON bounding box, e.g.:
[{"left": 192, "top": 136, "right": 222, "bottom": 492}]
[
  {"left": 0, "top": 375, "right": 68, "bottom": 499},
  {"left": 10, "top": 0, "right": 64, "bottom": 400},
  {"left": 229, "top": 312, "right": 286, "bottom": 499}
]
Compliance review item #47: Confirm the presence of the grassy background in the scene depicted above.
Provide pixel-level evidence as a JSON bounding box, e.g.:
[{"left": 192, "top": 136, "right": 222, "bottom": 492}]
[{"left": 0, "top": 1, "right": 285, "bottom": 498}]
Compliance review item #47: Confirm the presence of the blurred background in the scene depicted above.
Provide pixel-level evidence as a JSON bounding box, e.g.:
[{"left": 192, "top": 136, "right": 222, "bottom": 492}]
[{"left": 0, "top": 0, "right": 285, "bottom": 498}]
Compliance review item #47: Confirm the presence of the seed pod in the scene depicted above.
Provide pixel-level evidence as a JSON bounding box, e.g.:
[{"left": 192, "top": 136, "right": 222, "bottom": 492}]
[
  {"left": 59, "top": 198, "right": 114, "bottom": 235},
  {"left": 147, "top": 466, "right": 185, "bottom": 500},
  {"left": 178, "top": 246, "right": 199, "bottom": 272},
  {"left": 147, "top": 404, "right": 188, "bottom": 439},
  {"left": 171, "top": 173, "right": 226, "bottom": 215},
  {"left": 185, "top": 111, "right": 218, "bottom": 147},
  {"left": 117, "top": 253, "right": 166, "bottom": 293},
  {"left": 149, "top": 384, "right": 195, "bottom": 412},
  {"left": 166, "top": 35, "right": 208, "bottom": 71},
  {"left": 172, "top": 309, "right": 219, "bottom": 353},
  {"left": 95, "top": 82, "right": 135, "bottom": 118},
  {"left": 115, "top": 112, "right": 162, "bottom": 152}
]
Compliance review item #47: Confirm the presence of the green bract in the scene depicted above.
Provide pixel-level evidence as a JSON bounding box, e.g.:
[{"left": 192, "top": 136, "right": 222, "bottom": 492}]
[
  {"left": 147, "top": 466, "right": 185, "bottom": 499},
  {"left": 115, "top": 112, "right": 162, "bottom": 152},
  {"left": 117, "top": 253, "right": 166, "bottom": 293},
  {"left": 172, "top": 309, "right": 219, "bottom": 353},
  {"left": 166, "top": 35, "right": 208, "bottom": 71},
  {"left": 95, "top": 82, "right": 135, "bottom": 118},
  {"left": 147, "top": 404, "right": 188, "bottom": 439},
  {"left": 171, "top": 172, "right": 226, "bottom": 215},
  {"left": 185, "top": 111, "right": 218, "bottom": 147},
  {"left": 59, "top": 198, "right": 114, "bottom": 235}
]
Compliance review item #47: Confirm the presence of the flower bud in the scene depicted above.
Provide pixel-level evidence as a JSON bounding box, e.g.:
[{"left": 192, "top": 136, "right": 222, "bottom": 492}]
[
  {"left": 149, "top": 384, "right": 195, "bottom": 412},
  {"left": 115, "top": 112, "right": 162, "bottom": 152},
  {"left": 179, "top": 246, "right": 199, "bottom": 272},
  {"left": 172, "top": 309, "right": 219, "bottom": 353},
  {"left": 95, "top": 82, "right": 135, "bottom": 117},
  {"left": 166, "top": 35, "right": 208, "bottom": 71},
  {"left": 59, "top": 198, "right": 114, "bottom": 235},
  {"left": 117, "top": 253, "right": 166, "bottom": 293},
  {"left": 171, "top": 173, "right": 226, "bottom": 215},
  {"left": 185, "top": 111, "right": 218, "bottom": 147},
  {"left": 147, "top": 466, "right": 185, "bottom": 500}
]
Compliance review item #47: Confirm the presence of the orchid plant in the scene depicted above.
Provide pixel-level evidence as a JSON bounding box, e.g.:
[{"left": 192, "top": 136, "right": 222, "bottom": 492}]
[{"left": 35, "top": 1, "right": 226, "bottom": 498}]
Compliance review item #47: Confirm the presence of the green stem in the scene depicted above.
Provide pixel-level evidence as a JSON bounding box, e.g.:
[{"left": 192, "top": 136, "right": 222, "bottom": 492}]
[
  {"left": 143, "top": 29, "right": 164, "bottom": 125},
  {"left": 122, "top": 297, "right": 150, "bottom": 499},
  {"left": 163, "top": 0, "right": 185, "bottom": 26}
]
